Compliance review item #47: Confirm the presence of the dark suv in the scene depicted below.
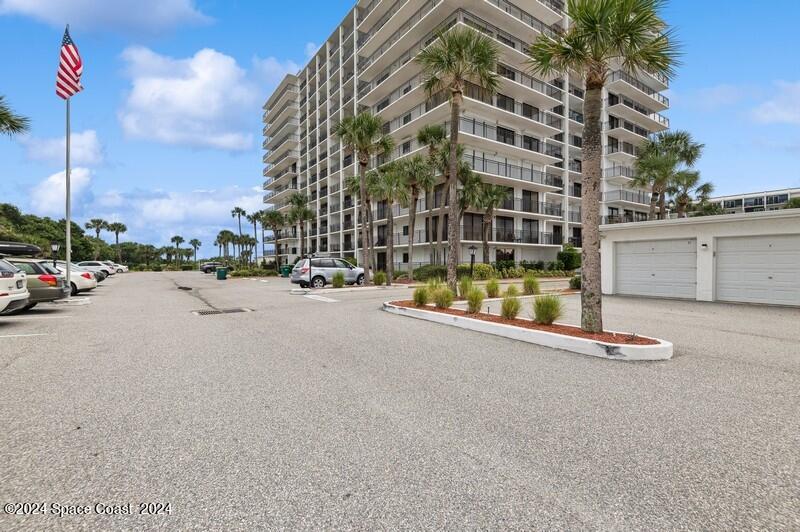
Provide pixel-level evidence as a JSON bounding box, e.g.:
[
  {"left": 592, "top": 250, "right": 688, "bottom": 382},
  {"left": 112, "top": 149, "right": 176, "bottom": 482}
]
[{"left": 200, "top": 262, "right": 224, "bottom": 274}]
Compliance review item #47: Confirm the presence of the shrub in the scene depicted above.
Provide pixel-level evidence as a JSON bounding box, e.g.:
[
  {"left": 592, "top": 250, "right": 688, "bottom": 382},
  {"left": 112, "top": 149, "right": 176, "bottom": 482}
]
[
  {"left": 458, "top": 276, "right": 473, "bottom": 298},
  {"left": 456, "top": 263, "right": 495, "bottom": 280},
  {"left": 181, "top": 264, "right": 194, "bottom": 271},
  {"left": 332, "top": 271, "right": 345, "bottom": 288},
  {"left": 413, "top": 264, "right": 447, "bottom": 281},
  {"left": 466, "top": 286, "right": 484, "bottom": 313},
  {"left": 151, "top": 265, "right": 163, "bottom": 272},
  {"left": 426, "top": 277, "right": 443, "bottom": 292},
  {"left": 432, "top": 287, "right": 454, "bottom": 309},
  {"left": 412, "top": 286, "right": 429, "bottom": 307},
  {"left": 533, "top": 295, "right": 564, "bottom": 325},
  {"left": 523, "top": 273, "right": 541, "bottom": 296},
  {"left": 494, "top": 259, "right": 515, "bottom": 271},
  {"left": 343, "top": 256, "right": 358, "bottom": 266},
  {"left": 500, "top": 294, "right": 521, "bottom": 319},
  {"left": 557, "top": 244, "right": 581, "bottom": 271},
  {"left": 505, "top": 284, "right": 520, "bottom": 297},
  {"left": 373, "top": 271, "right": 387, "bottom": 286},
  {"left": 569, "top": 275, "right": 581, "bottom": 290},
  {"left": 485, "top": 278, "right": 500, "bottom": 298}
]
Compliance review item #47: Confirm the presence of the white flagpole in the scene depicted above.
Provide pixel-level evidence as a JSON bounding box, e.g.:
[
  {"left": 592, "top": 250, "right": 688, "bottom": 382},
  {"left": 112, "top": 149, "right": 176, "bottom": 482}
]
[{"left": 65, "top": 96, "right": 71, "bottom": 298}]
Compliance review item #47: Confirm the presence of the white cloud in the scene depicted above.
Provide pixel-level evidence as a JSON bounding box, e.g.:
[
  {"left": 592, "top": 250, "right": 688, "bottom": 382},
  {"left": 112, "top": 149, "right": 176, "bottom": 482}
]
[
  {"left": 0, "top": 0, "right": 210, "bottom": 33},
  {"left": 21, "top": 130, "right": 103, "bottom": 167},
  {"left": 304, "top": 42, "right": 320, "bottom": 60},
  {"left": 118, "top": 46, "right": 259, "bottom": 151},
  {"left": 752, "top": 81, "right": 800, "bottom": 125},
  {"left": 29, "top": 167, "right": 93, "bottom": 217},
  {"left": 252, "top": 56, "right": 300, "bottom": 88}
]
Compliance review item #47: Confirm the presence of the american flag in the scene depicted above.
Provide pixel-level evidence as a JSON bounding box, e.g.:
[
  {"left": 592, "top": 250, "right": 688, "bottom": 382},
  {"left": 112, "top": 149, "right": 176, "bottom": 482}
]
[{"left": 56, "top": 26, "right": 83, "bottom": 100}]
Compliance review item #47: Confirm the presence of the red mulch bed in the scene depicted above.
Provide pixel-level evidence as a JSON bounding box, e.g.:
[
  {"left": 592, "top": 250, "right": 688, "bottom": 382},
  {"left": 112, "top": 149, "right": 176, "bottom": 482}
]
[{"left": 389, "top": 300, "right": 659, "bottom": 346}]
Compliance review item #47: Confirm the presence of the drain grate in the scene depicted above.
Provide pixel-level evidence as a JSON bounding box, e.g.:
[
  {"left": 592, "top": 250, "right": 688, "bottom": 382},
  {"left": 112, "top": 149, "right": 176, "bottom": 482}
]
[{"left": 191, "top": 308, "right": 253, "bottom": 316}]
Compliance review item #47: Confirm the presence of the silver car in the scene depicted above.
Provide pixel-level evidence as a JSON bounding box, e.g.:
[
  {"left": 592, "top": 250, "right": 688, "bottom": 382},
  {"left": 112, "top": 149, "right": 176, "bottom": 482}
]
[{"left": 291, "top": 258, "right": 364, "bottom": 288}]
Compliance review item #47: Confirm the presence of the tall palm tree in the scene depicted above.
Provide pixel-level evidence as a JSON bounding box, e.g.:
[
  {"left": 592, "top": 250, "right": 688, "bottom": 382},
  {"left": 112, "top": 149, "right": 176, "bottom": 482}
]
[
  {"left": 85, "top": 219, "right": 108, "bottom": 259},
  {"left": 170, "top": 235, "right": 185, "bottom": 265},
  {"left": 0, "top": 96, "right": 30, "bottom": 137},
  {"left": 262, "top": 210, "right": 286, "bottom": 271},
  {"left": 430, "top": 140, "right": 469, "bottom": 263},
  {"left": 477, "top": 185, "right": 509, "bottom": 265},
  {"left": 668, "top": 171, "right": 713, "bottom": 218},
  {"left": 334, "top": 112, "right": 395, "bottom": 285},
  {"left": 529, "top": 0, "right": 679, "bottom": 332},
  {"left": 287, "top": 193, "right": 315, "bottom": 257},
  {"left": 638, "top": 130, "right": 704, "bottom": 218},
  {"left": 213, "top": 237, "right": 222, "bottom": 259},
  {"left": 231, "top": 207, "right": 246, "bottom": 257},
  {"left": 632, "top": 151, "right": 679, "bottom": 220},
  {"left": 107, "top": 222, "right": 127, "bottom": 264},
  {"left": 218, "top": 230, "right": 235, "bottom": 260},
  {"left": 370, "top": 163, "right": 410, "bottom": 285},
  {"left": 416, "top": 124, "right": 447, "bottom": 266},
  {"left": 189, "top": 239, "right": 202, "bottom": 263},
  {"left": 246, "top": 213, "right": 259, "bottom": 262},
  {"left": 418, "top": 26, "right": 500, "bottom": 291},
  {"left": 398, "top": 155, "right": 435, "bottom": 279},
  {"left": 454, "top": 161, "right": 483, "bottom": 260}
]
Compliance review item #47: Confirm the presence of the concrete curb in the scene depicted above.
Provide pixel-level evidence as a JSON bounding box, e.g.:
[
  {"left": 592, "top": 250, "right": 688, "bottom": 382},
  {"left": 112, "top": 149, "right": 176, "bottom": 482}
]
[{"left": 383, "top": 302, "right": 673, "bottom": 361}]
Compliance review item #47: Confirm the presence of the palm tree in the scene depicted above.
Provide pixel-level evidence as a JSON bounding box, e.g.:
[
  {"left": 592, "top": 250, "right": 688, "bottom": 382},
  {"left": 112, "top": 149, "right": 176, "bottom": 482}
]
[
  {"left": 218, "top": 230, "right": 235, "bottom": 261},
  {"left": 0, "top": 95, "right": 30, "bottom": 137},
  {"left": 287, "top": 193, "right": 314, "bottom": 257},
  {"left": 454, "top": 160, "right": 483, "bottom": 260},
  {"left": 170, "top": 235, "right": 185, "bottom": 265},
  {"left": 85, "top": 219, "right": 108, "bottom": 259},
  {"left": 477, "top": 185, "right": 510, "bottom": 265},
  {"left": 214, "top": 238, "right": 222, "bottom": 259},
  {"left": 262, "top": 210, "right": 286, "bottom": 271},
  {"left": 245, "top": 213, "right": 259, "bottom": 262},
  {"left": 416, "top": 124, "right": 447, "bottom": 266},
  {"left": 418, "top": 26, "right": 500, "bottom": 291},
  {"left": 334, "top": 112, "right": 395, "bottom": 285},
  {"left": 529, "top": 0, "right": 679, "bottom": 332},
  {"left": 189, "top": 239, "right": 202, "bottom": 263},
  {"left": 370, "top": 163, "right": 410, "bottom": 285},
  {"left": 107, "top": 222, "right": 127, "bottom": 264},
  {"left": 632, "top": 151, "right": 679, "bottom": 220},
  {"left": 638, "top": 130, "right": 704, "bottom": 218},
  {"left": 231, "top": 207, "right": 246, "bottom": 257},
  {"left": 668, "top": 171, "right": 713, "bottom": 218},
  {"left": 397, "top": 155, "right": 435, "bottom": 280}
]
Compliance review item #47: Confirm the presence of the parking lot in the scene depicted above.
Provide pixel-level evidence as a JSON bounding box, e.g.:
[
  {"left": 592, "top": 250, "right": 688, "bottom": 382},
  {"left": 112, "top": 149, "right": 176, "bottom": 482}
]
[{"left": 1, "top": 272, "right": 798, "bottom": 529}]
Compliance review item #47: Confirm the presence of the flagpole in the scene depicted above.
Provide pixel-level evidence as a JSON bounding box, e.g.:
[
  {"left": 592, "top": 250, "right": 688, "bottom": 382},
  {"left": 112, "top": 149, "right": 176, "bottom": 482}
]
[{"left": 65, "top": 96, "right": 71, "bottom": 298}]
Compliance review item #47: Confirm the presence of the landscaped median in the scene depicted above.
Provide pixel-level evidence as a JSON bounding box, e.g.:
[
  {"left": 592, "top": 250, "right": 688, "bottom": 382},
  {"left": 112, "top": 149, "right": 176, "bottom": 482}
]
[{"left": 383, "top": 297, "right": 673, "bottom": 361}]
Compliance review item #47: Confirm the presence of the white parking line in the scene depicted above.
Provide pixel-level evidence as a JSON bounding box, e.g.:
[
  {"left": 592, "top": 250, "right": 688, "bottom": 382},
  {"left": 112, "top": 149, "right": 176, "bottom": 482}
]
[
  {"left": 304, "top": 294, "right": 338, "bottom": 303},
  {"left": 2, "top": 315, "right": 73, "bottom": 320},
  {"left": 0, "top": 333, "right": 50, "bottom": 339}
]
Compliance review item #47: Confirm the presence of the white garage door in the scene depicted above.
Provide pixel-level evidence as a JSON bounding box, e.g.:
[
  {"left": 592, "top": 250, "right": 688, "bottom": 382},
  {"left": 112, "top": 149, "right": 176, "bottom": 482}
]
[
  {"left": 716, "top": 234, "right": 800, "bottom": 306},
  {"left": 615, "top": 239, "right": 697, "bottom": 298}
]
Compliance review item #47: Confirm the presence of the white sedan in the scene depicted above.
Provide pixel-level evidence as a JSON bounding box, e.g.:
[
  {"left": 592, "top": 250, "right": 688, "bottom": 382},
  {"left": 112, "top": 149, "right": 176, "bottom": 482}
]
[
  {"left": 77, "top": 261, "right": 115, "bottom": 276},
  {"left": 103, "top": 261, "right": 128, "bottom": 273},
  {"left": 52, "top": 262, "right": 98, "bottom": 295},
  {"left": 0, "top": 258, "right": 29, "bottom": 314}
]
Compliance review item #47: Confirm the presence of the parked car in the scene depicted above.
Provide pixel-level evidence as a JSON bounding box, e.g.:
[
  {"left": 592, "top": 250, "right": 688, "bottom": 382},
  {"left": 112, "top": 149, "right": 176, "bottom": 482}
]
[
  {"left": 51, "top": 261, "right": 98, "bottom": 295},
  {"left": 200, "top": 262, "right": 224, "bottom": 273},
  {"left": 0, "top": 258, "right": 29, "bottom": 315},
  {"left": 102, "top": 260, "right": 128, "bottom": 273},
  {"left": 5, "top": 258, "right": 69, "bottom": 310},
  {"left": 77, "top": 261, "right": 115, "bottom": 276},
  {"left": 55, "top": 261, "right": 104, "bottom": 283},
  {"left": 291, "top": 258, "right": 364, "bottom": 288}
]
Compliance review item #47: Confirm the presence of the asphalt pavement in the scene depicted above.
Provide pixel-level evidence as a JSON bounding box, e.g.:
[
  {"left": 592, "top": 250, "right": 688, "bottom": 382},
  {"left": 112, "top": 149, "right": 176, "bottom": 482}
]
[{"left": 0, "top": 272, "right": 797, "bottom": 530}]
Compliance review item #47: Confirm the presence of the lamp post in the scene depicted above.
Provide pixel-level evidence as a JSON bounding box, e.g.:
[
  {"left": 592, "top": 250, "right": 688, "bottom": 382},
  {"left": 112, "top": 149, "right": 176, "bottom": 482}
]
[
  {"left": 468, "top": 245, "right": 477, "bottom": 278},
  {"left": 50, "top": 241, "right": 60, "bottom": 268}
]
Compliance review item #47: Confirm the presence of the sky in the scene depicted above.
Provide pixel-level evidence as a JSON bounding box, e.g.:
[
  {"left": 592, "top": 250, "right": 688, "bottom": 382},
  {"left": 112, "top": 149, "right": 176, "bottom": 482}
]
[{"left": 1, "top": 0, "right": 798, "bottom": 258}]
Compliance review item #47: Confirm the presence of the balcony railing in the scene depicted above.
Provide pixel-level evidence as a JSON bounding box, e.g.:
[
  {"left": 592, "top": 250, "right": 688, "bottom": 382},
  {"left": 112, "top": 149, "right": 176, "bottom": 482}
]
[
  {"left": 499, "top": 200, "right": 562, "bottom": 216},
  {"left": 464, "top": 154, "right": 563, "bottom": 188},
  {"left": 604, "top": 190, "right": 651, "bottom": 204},
  {"left": 454, "top": 117, "right": 553, "bottom": 157},
  {"left": 609, "top": 71, "right": 669, "bottom": 107},
  {"left": 604, "top": 166, "right": 636, "bottom": 179}
]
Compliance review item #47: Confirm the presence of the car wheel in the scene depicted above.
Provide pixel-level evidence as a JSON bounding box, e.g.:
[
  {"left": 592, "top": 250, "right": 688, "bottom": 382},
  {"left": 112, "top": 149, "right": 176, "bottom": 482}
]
[
  {"left": 299, "top": 282, "right": 308, "bottom": 288},
  {"left": 22, "top": 303, "right": 37, "bottom": 311},
  {"left": 70, "top": 282, "right": 78, "bottom": 296},
  {"left": 117, "top": 268, "right": 123, "bottom": 274},
  {"left": 311, "top": 276, "right": 325, "bottom": 289},
  {"left": 356, "top": 274, "right": 364, "bottom": 286}
]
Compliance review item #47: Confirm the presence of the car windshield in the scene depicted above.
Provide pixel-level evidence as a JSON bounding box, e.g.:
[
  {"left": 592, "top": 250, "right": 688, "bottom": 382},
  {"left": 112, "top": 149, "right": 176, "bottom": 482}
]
[
  {"left": 0, "top": 259, "right": 18, "bottom": 274},
  {"left": 38, "top": 262, "right": 62, "bottom": 275}
]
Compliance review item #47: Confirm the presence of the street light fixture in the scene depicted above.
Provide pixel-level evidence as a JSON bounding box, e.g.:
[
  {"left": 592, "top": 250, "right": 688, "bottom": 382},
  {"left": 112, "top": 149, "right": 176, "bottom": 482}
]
[
  {"left": 50, "top": 241, "right": 60, "bottom": 268},
  {"left": 468, "top": 245, "right": 477, "bottom": 278}
]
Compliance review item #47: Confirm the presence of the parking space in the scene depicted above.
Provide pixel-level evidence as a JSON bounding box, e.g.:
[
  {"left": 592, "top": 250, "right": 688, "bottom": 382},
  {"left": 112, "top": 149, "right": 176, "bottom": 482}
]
[{"left": 1, "top": 272, "right": 797, "bottom": 529}]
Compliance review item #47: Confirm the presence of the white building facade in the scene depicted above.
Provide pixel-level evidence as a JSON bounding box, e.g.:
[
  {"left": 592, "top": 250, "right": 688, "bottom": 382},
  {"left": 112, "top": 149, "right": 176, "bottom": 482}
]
[
  {"left": 707, "top": 188, "right": 800, "bottom": 214},
  {"left": 262, "top": 0, "right": 670, "bottom": 270}
]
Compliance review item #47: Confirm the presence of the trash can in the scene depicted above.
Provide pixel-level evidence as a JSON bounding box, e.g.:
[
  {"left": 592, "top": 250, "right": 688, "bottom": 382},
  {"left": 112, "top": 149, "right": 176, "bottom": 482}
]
[
  {"left": 281, "top": 265, "right": 292, "bottom": 278},
  {"left": 216, "top": 267, "right": 227, "bottom": 280}
]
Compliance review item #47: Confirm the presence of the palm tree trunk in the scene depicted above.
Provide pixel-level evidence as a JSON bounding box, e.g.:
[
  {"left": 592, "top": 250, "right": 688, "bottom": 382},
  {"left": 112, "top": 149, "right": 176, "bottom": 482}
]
[
  {"left": 482, "top": 211, "right": 492, "bottom": 264},
  {"left": 658, "top": 188, "right": 667, "bottom": 220},
  {"left": 446, "top": 91, "right": 462, "bottom": 292},
  {"left": 648, "top": 187, "right": 658, "bottom": 220},
  {"left": 580, "top": 82, "right": 604, "bottom": 333},
  {"left": 366, "top": 198, "right": 376, "bottom": 273},
  {"left": 386, "top": 205, "right": 394, "bottom": 286},
  {"left": 115, "top": 233, "right": 121, "bottom": 263},
  {"left": 407, "top": 187, "right": 418, "bottom": 281},
  {"left": 358, "top": 160, "right": 372, "bottom": 283},
  {"left": 299, "top": 224, "right": 305, "bottom": 259}
]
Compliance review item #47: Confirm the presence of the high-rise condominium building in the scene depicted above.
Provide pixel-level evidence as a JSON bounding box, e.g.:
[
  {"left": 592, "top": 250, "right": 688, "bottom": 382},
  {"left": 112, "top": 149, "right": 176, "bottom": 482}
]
[{"left": 261, "top": 0, "right": 670, "bottom": 270}]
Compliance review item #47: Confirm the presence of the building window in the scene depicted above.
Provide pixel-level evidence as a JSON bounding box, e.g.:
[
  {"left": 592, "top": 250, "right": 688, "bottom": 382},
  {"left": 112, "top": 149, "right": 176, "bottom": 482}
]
[
  {"left": 403, "top": 113, "right": 412, "bottom": 125},
  {"left": 402, "top": 253, "right": 409, "bottom": 264},
  {"left": 496, "top": 126, "right": 515, "bottom": 145},
  {"left": 496, "top": 248, "right": 515, "bottom": 261},
  {"left": 497, "top": 64, "right": 515, "bottom": 81},
  {"left": 377, "top": 98, "right": 389, "bottom": 112},
  {"left": 496, "top": 34, "right": 515, "bottom": 49},
  {"left": 766, "top": 194, "right": 788, "bottom": 205},
  {"left": 523, "top": 135, "right": 539, "bottom": 152},
  {"left": 402, "top": 140, "right": 411, "bottom": 154},
  {"left": 496, "top": 93, "right": 514, "bottom": 112},
  {"left": 402, "top": 225, "right": 409, "bottom": 235},
  {"left": 522, "top": 103, "right": 538, "bottom": 120}
]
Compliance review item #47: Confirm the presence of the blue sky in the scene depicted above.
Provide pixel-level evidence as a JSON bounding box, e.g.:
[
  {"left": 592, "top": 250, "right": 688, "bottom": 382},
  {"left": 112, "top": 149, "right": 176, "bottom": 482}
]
[{"left": 1, "top": 0, "right": 798, "bottom": 257}]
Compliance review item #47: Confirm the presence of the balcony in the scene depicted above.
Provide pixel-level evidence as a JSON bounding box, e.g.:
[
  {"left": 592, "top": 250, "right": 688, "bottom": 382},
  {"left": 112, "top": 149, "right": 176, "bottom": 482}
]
[
  {"left": 497, "top": 199, "right": 563, "bottom": 216},
  {"left": 608, "top": 95, "right": 669, "bottom": 132},
  {"left": 604, "top": 165, "right": 636, "bottom": 186},
  {"left": 606, "top": 118, "right": 650, "bottom": 145},
  {"left": 604, "top": 189, "right": 651, "bottom": 206},
  {"left": 607, "top": 71, "right": 669, "bottom": 111},
  {"left": 454, "top": 117, "right": 561, "bottom": 166},
  {"left": 464, "top": 154, "right": 562, "bottom": 189},
  {"left": 605, "top": 142, "right": 641, "bottom": 166}
]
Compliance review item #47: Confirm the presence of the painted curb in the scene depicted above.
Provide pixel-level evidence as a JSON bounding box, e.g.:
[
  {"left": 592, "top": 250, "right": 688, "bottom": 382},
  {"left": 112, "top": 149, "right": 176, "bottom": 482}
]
[{"left": 383, "top": 302, "right": 672, "bottom": 361}]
